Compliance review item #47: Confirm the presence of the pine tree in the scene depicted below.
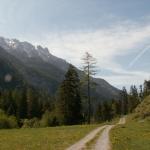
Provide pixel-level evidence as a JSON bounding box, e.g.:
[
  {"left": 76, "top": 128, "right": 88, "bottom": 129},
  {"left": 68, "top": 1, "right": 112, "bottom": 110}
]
[
  {"left": 12, "top": 89, "right": 27, "bottom": 120},
  {"left": 26, "top": 88, "right": 39, "bottom": 118},
  {"left": 116, "top": 100, "right": 122, "bottom": 115},
  {"left": 95, "top": 102, "right": 102, "bottom": 122},
  {"left": 0, "top": 90, "right": 16, "bottom": 116},
  {"left": 57, "top": 65, "right": 82, "bottom": 125},
  {"left": 101, "top": 101, "right": 112, "bottom": 121},
  {"left": 139, "top": 85, "right": 144, "bottom": 101},
  {"left": 111, "top": 99, "right": 118, "bottom": 118},
  {"left": 128, "top": 85, "right": 140, "bottom": 112},
  {"left": 143, "top": 80, "right": 150, "bottom": 97},
  {"left": 120, "top": 87, "right": 128, "bottom": 115}
]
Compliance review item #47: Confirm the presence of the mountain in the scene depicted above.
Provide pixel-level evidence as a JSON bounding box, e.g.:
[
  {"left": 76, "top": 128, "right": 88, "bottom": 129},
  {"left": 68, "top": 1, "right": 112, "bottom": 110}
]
[
  {"left": 0, "top": 47, "right": 24, "bottom": 90},
  {"left": 0, "top": 36, "right": 120, "bottom": 101}
]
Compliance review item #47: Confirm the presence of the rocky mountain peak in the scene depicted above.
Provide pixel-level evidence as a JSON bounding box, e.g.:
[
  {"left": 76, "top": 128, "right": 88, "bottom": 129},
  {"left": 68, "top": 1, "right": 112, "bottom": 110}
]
[
  {"left": 0, "top": 36, "right": 52, "bottom": 60},
  {"left": 0, "top": 36, "right": 68, "bottom": 70}
]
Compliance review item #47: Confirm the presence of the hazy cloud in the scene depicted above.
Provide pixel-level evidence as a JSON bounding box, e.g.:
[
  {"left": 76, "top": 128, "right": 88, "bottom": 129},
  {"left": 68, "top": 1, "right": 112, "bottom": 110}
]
[{"left": 31, "top": 22, "right": 150, "bottom": 88}]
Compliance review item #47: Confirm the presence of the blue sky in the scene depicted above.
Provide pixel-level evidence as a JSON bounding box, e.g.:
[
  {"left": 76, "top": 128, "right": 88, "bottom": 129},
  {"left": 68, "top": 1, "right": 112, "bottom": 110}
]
[{"left": 0, "top": 0, "right": 150, "bottom": 89}]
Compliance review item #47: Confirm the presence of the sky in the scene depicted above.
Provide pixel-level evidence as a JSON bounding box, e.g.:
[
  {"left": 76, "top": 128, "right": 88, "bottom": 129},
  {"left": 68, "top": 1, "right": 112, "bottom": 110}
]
[{"left": 0, "top": 0, "right": 150, "bottom": 89}]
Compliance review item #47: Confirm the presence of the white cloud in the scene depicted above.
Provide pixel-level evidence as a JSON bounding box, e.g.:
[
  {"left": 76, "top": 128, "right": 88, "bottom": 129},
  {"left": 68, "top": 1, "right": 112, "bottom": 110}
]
[
  {"left": 98, "top": 69, "right": 150, "bottom": 88},
  {"left": 31, "top": 22, "right": 150, "bottom": 88},
  {"left": 36, "top": 23, "right": 150, "bottom": 65}
]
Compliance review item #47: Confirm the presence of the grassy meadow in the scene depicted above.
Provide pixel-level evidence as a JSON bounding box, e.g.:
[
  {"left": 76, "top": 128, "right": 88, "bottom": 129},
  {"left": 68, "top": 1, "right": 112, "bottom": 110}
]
[
  {"left": 0, "top": 124, "right": 101, "bottom": 150},
  {"left": 110, "top": 116, "right": 150, "bottom": 150}
]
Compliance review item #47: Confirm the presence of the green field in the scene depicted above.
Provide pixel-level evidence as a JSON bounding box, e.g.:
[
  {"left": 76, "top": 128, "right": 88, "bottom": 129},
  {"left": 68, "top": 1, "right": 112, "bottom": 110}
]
[
  {"left": 110, "top": 117, "right": 150, "bottom": 150},
  {"left": 0, "top": 124, "right": 100, "bottom": 150}
]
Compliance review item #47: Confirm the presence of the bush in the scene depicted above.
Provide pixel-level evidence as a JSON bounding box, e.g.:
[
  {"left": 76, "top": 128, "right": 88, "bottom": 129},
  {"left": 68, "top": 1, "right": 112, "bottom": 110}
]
[
  {"left": 22, "top": 118, "right": 40, "bottom": 128},
  {"left": 0, "top": 109, "right": 18, "bottom": 129},
  {"left": 40, "top": 111, "right": 59, "bottom": 127}
]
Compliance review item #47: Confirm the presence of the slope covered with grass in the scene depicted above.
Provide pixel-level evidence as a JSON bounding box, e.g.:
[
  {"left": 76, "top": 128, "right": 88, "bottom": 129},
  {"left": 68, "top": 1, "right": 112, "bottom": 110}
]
[
  {"left": 110, "top": 96, "right": 150, "bottom": 150},
  {"left": 110, "top": 117, "right": 150, "bottom": 150},
  {"left": 134, "top": 95, "right": 150, "bottom": 119}
]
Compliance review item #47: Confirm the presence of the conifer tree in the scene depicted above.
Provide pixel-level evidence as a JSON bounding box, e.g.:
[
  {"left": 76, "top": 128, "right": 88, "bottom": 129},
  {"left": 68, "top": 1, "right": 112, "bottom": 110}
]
[
  {"left": 101, "top": 101, "right": 112, "bottom": 121},
  {"left": 26, "top": 88, "right": 39, "bottom": 118},
  {"left": 121, "top": 87, "right": 128, "bottom": 115},
  {"left": 111, "top": 99, "right": 118, "bottom": 118},
  {"left": 143, "top": 80, "right": 150, "bottom": 97},
  {"left": 57, "top": 65, "right": 82, "bottom": 125},
  {"left": 128, "top": 85, "right": 139, "bottom": 112},
  {"left": 139, "top": 85, "right": 144, "bottom": 101},
  {"left": 12, "top": 89, "right": 27, "bottom": 120},
  {"left": 0, "top": 90, "right": 16, "bottom": 116},
  {"left": 95, "top": 102, "right": 102, "bottom": 122}
]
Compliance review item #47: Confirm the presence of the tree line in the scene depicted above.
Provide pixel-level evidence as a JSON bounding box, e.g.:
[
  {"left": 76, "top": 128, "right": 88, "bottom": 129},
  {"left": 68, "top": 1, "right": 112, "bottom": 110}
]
[
  {"left": 0, "top": 52, "right": 150, "bottom": 128},
  {"left": 0, "top": 64, "right": 115, "bottom": 128},
  {"left": 94, "top": 80, "right": 150, "bottom": 123}
]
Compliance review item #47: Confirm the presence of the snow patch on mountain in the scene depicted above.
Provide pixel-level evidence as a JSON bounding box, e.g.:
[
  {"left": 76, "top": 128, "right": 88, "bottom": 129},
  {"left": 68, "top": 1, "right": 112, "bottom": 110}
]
[
  {"left": 0, "top": 36, "right": 68, "bottom": 71},
  {"left": 0, "top": 36, "right": 52, "bottom": 60}
]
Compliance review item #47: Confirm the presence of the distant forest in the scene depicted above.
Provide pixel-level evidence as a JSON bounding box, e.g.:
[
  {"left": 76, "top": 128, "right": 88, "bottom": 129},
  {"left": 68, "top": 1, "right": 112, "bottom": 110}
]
[{"left": 0, "top": 63, "right": 150, "bottom": 129}]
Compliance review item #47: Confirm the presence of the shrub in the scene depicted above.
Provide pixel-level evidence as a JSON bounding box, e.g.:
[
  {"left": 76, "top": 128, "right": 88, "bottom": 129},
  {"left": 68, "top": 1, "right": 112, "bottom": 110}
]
[
  {"left": 0, "top": 109, "right": 18, "bottom": 129},
  {"left": 22, "top": 118, "right": 40, "bottom": 128},
  {"left": 40, "top": 110, "right": 59, "bottom": 127}
]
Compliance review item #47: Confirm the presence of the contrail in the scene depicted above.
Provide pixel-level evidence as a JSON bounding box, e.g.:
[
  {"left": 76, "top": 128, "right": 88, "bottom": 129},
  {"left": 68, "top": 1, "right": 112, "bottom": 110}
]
[{"left": 128, "top": 45, "right": 150, "bottom": 69}]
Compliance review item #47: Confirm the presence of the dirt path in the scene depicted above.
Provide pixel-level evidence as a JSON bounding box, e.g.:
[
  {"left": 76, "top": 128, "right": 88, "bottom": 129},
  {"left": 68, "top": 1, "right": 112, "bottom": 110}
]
[
  {"left": 117, "top": 116, "right": 126, "bottom": 125},
  {"left": 66, "top": 125, "right": 107, "bottom": 150},
  {"left": 66, "top": 117, "right": 126, "bottom": 150},
  {"left": 94, "top": 117, "right": 126, "bottom": 150},
  {"left": 94, "top": 125, "right": 115, "bottom": 150}
]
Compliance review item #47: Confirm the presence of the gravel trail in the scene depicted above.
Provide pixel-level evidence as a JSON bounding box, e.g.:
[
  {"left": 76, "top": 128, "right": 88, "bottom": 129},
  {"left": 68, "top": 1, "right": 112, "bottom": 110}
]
[
  {"left": 66, "top": 117, "right": 126, "bottom": 150},
  {"left": 66, "top": 125, "right": 107, "bottom": 150}
]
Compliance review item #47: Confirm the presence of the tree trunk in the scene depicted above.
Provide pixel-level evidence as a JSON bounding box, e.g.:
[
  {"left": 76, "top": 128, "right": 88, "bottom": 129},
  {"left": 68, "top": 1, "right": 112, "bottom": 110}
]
[{"left": 87, "top": 63, "right": 91, "bottom": 124}]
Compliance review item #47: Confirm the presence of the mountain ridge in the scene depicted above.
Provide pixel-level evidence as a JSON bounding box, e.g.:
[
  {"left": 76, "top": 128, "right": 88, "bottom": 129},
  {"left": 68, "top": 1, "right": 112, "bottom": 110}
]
[{"left": 0, "top": 36, "right": 120, "bottom": 101}]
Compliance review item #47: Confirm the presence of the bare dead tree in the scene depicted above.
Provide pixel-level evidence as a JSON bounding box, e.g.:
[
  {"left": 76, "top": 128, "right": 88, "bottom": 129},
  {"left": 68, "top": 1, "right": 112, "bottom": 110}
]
[{"left": 82, "top": 52, "right": 97, "bottom": 124}]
